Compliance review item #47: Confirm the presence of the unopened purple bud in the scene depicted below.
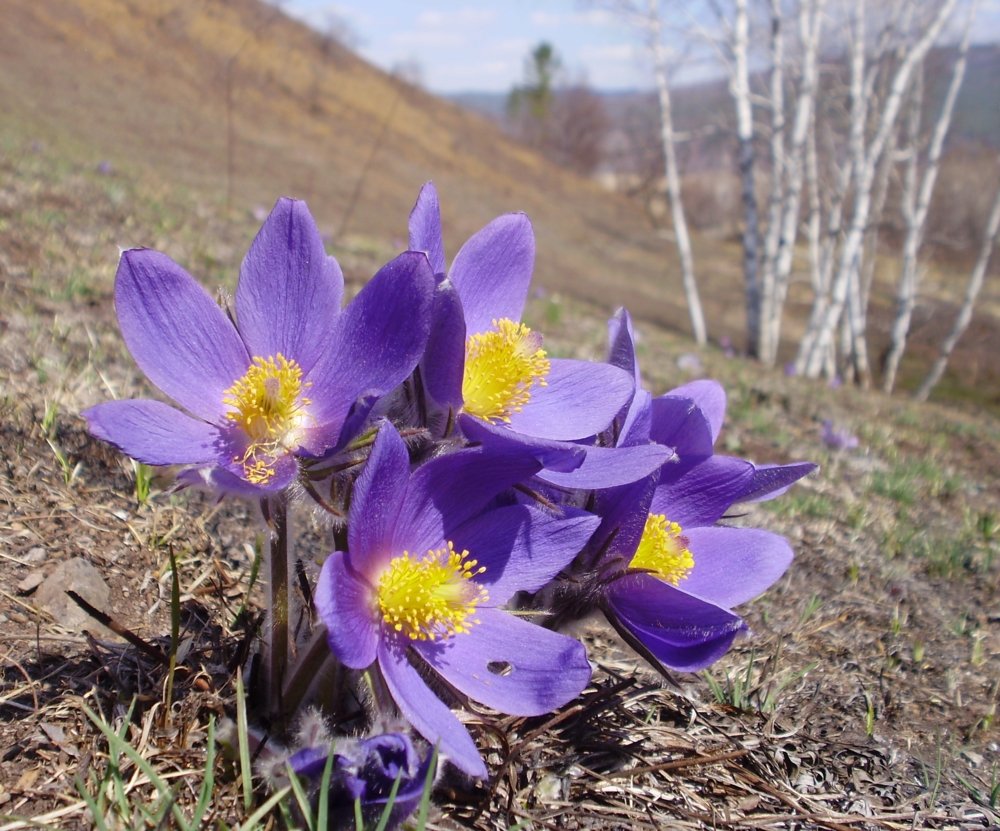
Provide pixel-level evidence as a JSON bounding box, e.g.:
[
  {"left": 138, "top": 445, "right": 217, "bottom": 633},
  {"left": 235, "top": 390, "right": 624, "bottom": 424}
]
[{"left": 288, "top": 732, "right": 433, "bottom": 830}]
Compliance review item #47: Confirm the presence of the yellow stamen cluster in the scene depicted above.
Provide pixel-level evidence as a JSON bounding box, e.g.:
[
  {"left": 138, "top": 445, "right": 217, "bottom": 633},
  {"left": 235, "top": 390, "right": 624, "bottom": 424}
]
[
  {"left": 376, "top": 542, "right": 488, "bottom": 641},
  {"left": 462, "top": 318, "right": 550, "bottom": 423},
  {"left": 223, "top": 353, "right": 310, "bottom": 483},
  {"left": 630, "top": 513, "right": 695, "bottom": 586}
]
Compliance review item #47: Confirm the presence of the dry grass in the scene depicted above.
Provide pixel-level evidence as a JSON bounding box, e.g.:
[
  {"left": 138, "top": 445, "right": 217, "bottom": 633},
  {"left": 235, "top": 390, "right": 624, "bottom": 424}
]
[
  {"left": 0, "top": 3, "right": 999, "bottom": 825},
  {"left": 1, "top": 137, "right": 998, "bottom": 829}
]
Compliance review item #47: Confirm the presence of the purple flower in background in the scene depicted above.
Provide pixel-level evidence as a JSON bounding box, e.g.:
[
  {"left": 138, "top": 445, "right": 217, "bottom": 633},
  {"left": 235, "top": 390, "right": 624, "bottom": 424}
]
[
  {"left": 288, "top": 732, "right": 433, "bottom": 830},
  {"left": 821, "top": 420, "right": 859, "bottom": 451},
  {"left": 84, "top": 198, "right": 435, "bottom": 494},
  {"left": 407, "top": 182, "right": 633, "bottom": 449},
  {"left": 315, "top": 422, "right": 597, "bottom": 778}
]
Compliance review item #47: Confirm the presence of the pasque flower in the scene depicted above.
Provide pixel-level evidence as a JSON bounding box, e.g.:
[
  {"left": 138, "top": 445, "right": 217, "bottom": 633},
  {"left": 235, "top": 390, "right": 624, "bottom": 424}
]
[
  {"left": 84, "top": 199, "right": 435, "bottom": 494},
  {"left": 315, "top": 421, "right": 597, "bottom": 778},
  {"left": 287, "top": 732, "right": 433, "bottom": 831},
  {"left": 406, "top": 183, "right": 635, "bottom": 461},
  {"left": 544, "top": 309, "right": 815, "bottom": 671}
]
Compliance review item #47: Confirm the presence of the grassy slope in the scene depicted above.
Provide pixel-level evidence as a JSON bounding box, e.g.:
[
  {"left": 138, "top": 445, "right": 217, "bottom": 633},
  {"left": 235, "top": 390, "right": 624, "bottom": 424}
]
[
  {"left": 3, "top": 0, "right": 997, "bottom": 409},
  {"left": 1, "top": 2, "right": 999, "bottom": 828}
]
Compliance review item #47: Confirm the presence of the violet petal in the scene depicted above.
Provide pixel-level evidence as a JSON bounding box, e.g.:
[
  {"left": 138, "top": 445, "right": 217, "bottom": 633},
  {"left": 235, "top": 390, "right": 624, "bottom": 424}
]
[
  {"left": 377, "top": 638, "right": 486, "bottom": 778},
  {"left": 82, "top": 400, "right": 220, "bottom": 466},
  {"left": 393, "top": 447, "right": 541, "bottom": 555},
  {"left": 115, "top": 249, "right": 249, "bottom": 423},
  {"left": 420, "top": 278, "right": 467, "bottom": 410},
  {"left": 537, "top": 442, "right": 673, "bottom": 489},
  {"left": 451, "top": 505, "right": 598, "bottom": 603},
  {"left": 665, "top": 380, "right": 727, "bottom": 444},
  {"left": 408, "top": 182, "right": 446, "bottom": 275},
  {"left": 348, "top": 422, "right": 409, "bottom": 572},
  {"left": 507, "top": 359, "right": 633, "bottom": 440},
  {"left": 235, "top": 198, "right": 343, "bottom": 374},
  {"left": 651, "top": 455, "right": 756, "bottom": 527},
  {"left": 449, "top": 213, "right": 534, "bottom": 335},
  {"left": 305, "top": 251, "right": 434, "bottom": 428},
  {"left": 680, "top": 526, "right": 793, "bottom": 608},
  {"left": 457, "top": 415, "right": 586, "bottom": 472},
  {"left": 738, "top": 461, "right": 818, "bottom": 503},
  {"left": 315, "top": 552, "right": 379, "bottom": 669},
  {"left": 607, "top": 575, "right": 746, "bottom": 671},
  {"left": 414, "top": 608, "right": 591, "bottom": 716}
]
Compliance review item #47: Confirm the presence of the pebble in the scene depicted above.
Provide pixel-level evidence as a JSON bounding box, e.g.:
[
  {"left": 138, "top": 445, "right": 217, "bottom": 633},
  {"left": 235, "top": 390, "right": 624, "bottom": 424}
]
[
  {"left": 17, "top": 571, "right": 45, "bottom": 594},
  {"left": 34, "top": 557, "right": 115, "bottom": 638},
  {"left": 24, "top": 546, "right": 46, "bottom": 564}
]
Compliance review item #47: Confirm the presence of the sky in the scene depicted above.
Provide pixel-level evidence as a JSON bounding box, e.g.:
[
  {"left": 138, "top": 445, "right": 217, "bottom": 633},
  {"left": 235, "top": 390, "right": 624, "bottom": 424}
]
[
  {"left": 278, "top": 1, "right": 656, "bottom": 93},
  {"left": 277, "top": 1, "right": 1000, "bottom": 95}
]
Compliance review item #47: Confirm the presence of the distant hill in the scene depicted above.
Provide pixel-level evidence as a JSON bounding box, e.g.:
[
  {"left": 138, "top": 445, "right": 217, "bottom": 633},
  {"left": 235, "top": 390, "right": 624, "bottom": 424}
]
[{"left": 449, "top": 43, "right": 1000, "bottom": 171}]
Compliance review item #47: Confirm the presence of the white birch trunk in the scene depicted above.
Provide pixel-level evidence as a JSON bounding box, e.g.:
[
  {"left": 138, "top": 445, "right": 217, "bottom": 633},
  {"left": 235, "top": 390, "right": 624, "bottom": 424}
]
[
  {"left": 798, "top": 0, "right": 960, "bottom": 378},
  {"left": 805, "top": 112, "right": 823, "bottom": 294},
  {"left": 732, "top": 0, "right": 762, "bottom": 355},
  {"left": 916, "top": 158, "right": 1000, "bottom": 401},
  {"left": 763, "top": 0, "right": 826, "bottom": 366},
  {"left": 883, "top": 3, "right": 976, "bottom": 392},
  {"left": 647, "top": 0, "right": 707, "bottom": 346},
  {"left": 758, "top": 0, "right": 786, "bottom": 363},
  {"left": 797, "top": 0, "right": 868, "bottom": 375}
]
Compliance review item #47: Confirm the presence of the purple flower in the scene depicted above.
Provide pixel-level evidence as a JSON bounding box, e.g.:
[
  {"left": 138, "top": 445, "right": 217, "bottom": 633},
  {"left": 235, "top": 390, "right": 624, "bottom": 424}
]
[
  {"left": 543, "top": 309, "right": 815, "bottom": 671},
  {"left": 407, "top": 182, "right": 633, "bottom": 449},
  {"left": 288, "top": 732, "right": 433, "bottom": 830},
  {"left": 83, "top": 199, "right": 435, "bottom": 494},
  {"left": 315, "top": 422, "right": 597, "bottom": 778},
  {"left": 609, "top": 309, "right": 816, "bottom": 505},
  {"left": 821, "top": 420, "right": 858, "bottom": 451},
  {"left": 578, "top": 468, "right": 795, "bottom": 671}
]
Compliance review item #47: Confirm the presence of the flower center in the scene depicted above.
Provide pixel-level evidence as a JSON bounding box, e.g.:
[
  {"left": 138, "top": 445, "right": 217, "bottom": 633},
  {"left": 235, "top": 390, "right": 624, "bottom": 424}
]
[
  {"left": 223, "top": 353, "right": 311, "bottom": 483},
  {"left": 462, "top": 318, "right": 550, "bottom": 423},
  {"left": 630, "top": 513, "right": 695, "bottom": 585},
  {"left": 376, "top": 542, "right": 488, "bottom": 641}
]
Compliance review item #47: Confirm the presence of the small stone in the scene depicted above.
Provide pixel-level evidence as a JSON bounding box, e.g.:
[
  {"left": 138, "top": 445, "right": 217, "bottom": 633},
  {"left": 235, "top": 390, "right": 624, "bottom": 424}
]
[
  {"left": 34, "top": 558, "right": 115, "bottom": 638},
  {"left": 17, "top": 572, "right": 45, "bottom": 594},
  {"left": 24, "top": 547, "right": 46, "bottom": 564}
]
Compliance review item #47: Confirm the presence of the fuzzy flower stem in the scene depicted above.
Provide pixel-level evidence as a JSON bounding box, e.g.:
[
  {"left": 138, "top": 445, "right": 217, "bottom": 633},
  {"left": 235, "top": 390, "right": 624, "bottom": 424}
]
[
  {"left": 261, "top": 494, "right": 290, "bottom": 724},
  {"left": 281, "top": 624, "right": 340, "bottom": 718}
]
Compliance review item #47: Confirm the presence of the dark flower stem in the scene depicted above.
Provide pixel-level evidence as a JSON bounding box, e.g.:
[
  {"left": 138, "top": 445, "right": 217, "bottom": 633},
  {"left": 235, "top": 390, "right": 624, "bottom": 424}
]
[
  {"left": 261, "top": 494, "right": 290, "bottom": 723},
  {"left": 281, "top": 624, "right": 337, "bottom": 717}
]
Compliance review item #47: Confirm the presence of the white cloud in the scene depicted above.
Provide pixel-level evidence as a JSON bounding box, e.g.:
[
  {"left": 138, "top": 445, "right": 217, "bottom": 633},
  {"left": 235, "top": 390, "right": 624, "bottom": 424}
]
[
  {"left": 390, "top": 29, "right": 465, "bottom": 48},
  {"left": 530, "top": 9, "right": 618, "bottom": 28},
  {"left": 581, "top": 43, "right": 639, "bottom": 62},
  {"left": 417, "top": 7, "right": 496, "bottom": 28}
]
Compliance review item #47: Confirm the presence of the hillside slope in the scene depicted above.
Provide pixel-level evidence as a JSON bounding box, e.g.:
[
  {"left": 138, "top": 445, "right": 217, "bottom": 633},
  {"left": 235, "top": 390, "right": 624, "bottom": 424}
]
[
  {"left": 0, "top": 0, "right": 721, "bottom": 334},
  {"left": 1, "top": 0, "right": 997, "bottom": 406}
]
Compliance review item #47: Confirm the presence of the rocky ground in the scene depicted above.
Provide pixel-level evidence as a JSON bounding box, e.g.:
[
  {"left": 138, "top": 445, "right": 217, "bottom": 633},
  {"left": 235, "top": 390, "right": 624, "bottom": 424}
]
[{"left": 1, "top": 139, "right": 998, "bottom": 830}]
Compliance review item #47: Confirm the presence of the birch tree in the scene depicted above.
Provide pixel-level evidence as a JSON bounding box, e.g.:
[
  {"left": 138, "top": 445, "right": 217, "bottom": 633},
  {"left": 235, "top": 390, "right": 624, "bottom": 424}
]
[
  {"left": 796, "top": 0, "right": 961, "bottom": 381},
  {"left": 603, "top": 0, "right": 707, "bottom": 346},
  {"left": 647, "top": 0, "right": 707, "bottom": 345},
  {"left": 759, "top": 0, "right": 826, "bottom": 365},
  {"left": 916, "top": 157, "right": 1000, "bottom": 401},
  {"left": 881, "top": 1, "right": 977, "bottom": 392},
  {"left": 720, "top": 0, "right": 763, "bottom": 355}
]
